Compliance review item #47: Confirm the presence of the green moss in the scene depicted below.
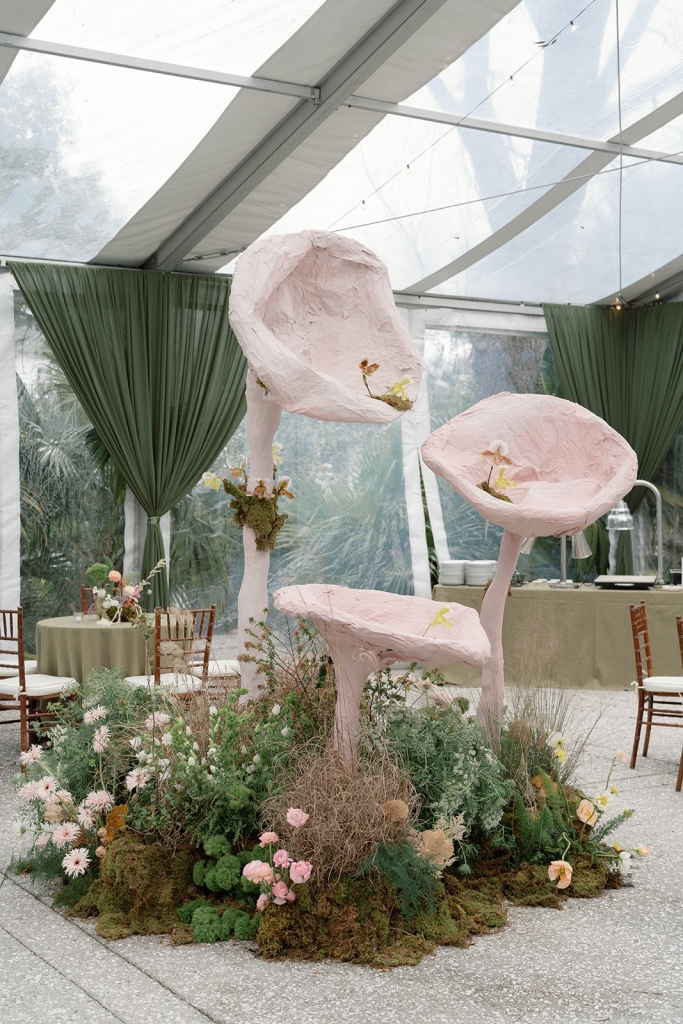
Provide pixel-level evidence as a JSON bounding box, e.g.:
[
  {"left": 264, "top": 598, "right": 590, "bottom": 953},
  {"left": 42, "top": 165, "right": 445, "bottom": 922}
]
[
  {"left": 68, "top": 833, "right": 196, "bottom": 944},
  {"left": 223, "top": 479, "right": 287, "bottom": 552},
  {"left": 370, "top": 393, "right": 413, "bottom": 412}
]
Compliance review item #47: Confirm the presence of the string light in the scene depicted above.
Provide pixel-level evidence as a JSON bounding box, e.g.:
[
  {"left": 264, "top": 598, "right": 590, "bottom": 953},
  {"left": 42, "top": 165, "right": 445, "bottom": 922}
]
[
  {"left": 509, "top": 75, "right": 515, "bottom": 86},
  {"left": 655, "top": 292, "right": 660, "bottom": 300},
  {"left": 570, "top": 20, "right": 577, "bottom": 30},
  {"left": 406, "top": 164, "right": 411, "bottom": 174}
]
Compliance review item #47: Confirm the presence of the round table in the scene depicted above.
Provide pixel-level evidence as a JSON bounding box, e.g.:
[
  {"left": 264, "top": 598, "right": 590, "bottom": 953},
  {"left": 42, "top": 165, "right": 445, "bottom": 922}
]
[{"left": 36, "top": 616, "right": 151, "bottom": 684}]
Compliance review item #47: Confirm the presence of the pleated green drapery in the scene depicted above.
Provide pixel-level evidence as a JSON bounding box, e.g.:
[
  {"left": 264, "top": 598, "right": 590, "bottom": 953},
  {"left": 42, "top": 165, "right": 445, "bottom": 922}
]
[
  {"left": 10, "top": 262, "right": 247, "bottom": 609},
  {"left": 543, "top": 302, "right": 683, "bottom": 573}
]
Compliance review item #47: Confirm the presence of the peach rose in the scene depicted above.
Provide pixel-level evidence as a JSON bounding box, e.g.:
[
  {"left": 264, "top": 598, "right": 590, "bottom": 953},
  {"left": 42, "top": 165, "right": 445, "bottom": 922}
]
[
  {"left": 289, "top": 860, "right": 312, "bottom": 884},
  {"left": 242, "top": 860, "right": 274, "bottom": 884},
  {"left": 616, "top": 749, "right": 629, "bottom": 764},
  {"left": 256, "top": 893, "right": 270, "bottom": 911},
  {"left": 273, "top": 849, "right": 291, "bottom": 868},
  {"left": 548, "top": 860, "right": 573, "bottom": 889},
  {"left": 272, "top": 880, "right": 289, "bottom": 899},
  {"left": 108, "top": 570, "right": 122, "bottom": 582},
  {"left": 286, "top": 807, "right": 309, "bottom": 827},
  {"left": 259, "top": 831, "right": 279, "bottom": 847}
]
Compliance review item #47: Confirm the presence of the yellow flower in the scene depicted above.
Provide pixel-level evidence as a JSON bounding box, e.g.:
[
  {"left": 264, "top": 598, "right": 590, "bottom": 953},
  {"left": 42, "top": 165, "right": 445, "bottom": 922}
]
[
  {"left": 493, "top": 467, "right": 517, "bottom": 492},
  {"left": 594, "top": 792, "right": 609, "bottom": 809},
  {"left": 388, "top": 377, "right": 411, "bottom": 399},
  {"left": 609, "top": 785, "right": 619, "bottom": 795},
  {"left": 554, "top": 746, "right": 567, "bottom": 762},
  {"left": 623, "top": 808, "right": 634, "bottom": 817},
  {"left": 423, "top": 607, "right": 453, "bottom": 635},
  {"left": 613, "top": 841, "right": 621, "bottom": 853},
  {"left": 272, "top": 444, "right": 283, "bottom": 465},
  {"left": 201, "top": 472, "right": 223, "bottom": 491}
]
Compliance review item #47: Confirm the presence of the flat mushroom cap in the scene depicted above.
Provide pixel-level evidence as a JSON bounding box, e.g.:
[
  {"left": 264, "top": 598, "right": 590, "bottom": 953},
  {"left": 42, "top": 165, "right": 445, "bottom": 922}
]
[
  {"left": 229, "top": 230, "right": 423, "bottom": 423},
  {"left": 421, "top": 392, "right": 638, "bottom": 537},
  {"left": 273, "top": 584, "right": 491, "bottom": 667}
]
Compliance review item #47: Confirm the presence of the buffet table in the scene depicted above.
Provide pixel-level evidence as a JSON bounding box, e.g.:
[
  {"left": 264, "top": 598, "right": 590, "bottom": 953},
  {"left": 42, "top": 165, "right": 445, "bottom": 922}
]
[
  {"left": 36, "top": 616, "right": 150, "bottom": 684},
  {"left": 433, "top": 583, "right": 683, "bottom": 690}
]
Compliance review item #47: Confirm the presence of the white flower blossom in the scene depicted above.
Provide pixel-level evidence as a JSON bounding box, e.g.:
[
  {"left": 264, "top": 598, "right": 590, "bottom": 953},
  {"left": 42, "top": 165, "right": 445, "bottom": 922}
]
[
  {"left": 161, "top": 732, "right": 173, "bottom": 746},
  {"left": 252, "top": 754, "right": 261, "bottom": 764},
  {"left": 130, "top": 737, "right": 142, "bottom": 750},
  {"left": 187, "top": 756, "right": 196, "bottom": 767},
  {"left": 271, "top": 704, "right": 281, "bottom": 716},
  {"left": 209, "top": 705, "right": 217, "bottom": 716},
  {"left": 281, "top": 726, "right": 292, "bottom": 738}
]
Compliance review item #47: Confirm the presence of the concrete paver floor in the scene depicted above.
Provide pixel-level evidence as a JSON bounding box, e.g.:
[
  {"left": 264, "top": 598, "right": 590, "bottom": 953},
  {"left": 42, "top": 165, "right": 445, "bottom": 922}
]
[{"left": 1, "top": 691, "right": 681, "bottom": 1024}]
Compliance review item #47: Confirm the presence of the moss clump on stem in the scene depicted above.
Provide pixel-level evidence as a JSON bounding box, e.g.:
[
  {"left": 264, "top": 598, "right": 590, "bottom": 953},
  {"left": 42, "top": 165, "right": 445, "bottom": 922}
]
[
  {"left": 68, "top": 833, "right": 196, "bottom": 943},
  {"left": 223, "top": 478, "right": 288, "bottom": 552}
]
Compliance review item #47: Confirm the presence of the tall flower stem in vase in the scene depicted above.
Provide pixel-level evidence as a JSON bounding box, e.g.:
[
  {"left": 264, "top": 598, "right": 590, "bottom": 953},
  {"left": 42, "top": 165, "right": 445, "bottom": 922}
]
[
  {"left": 238, "top": 372, "right": 282, "bottom": 699},
  {"left": 477, "top": 529, "right": 524, "bottom": 747}
]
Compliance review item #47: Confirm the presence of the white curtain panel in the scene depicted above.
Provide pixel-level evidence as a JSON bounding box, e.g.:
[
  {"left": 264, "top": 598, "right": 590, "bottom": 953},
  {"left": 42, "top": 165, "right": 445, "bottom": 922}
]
[
  {"left": 399, "top": 307, "right": 450, "bottom": 598},
  {"left": 0, "top": 273, "right": 21, "bottom": 609},
  {"left": 123, "top": 487, "right": 171, "bottom": 587}
]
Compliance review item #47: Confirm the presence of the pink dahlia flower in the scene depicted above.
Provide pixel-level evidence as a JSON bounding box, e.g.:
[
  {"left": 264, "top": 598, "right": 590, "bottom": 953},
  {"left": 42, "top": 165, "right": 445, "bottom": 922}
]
[
  {"left": 35, "top": 777, "right": 57, "bottom": 800},
  {"left": 52, "top": 822, "right": 81, "bottom": 849},
  {"left": 273, "top": 849, "right": 291, "bottom": 868},
  {"left": 258, "top": 831, "right": 279, "bottom": 847},
  {"left": 19, "top": 744, "right": 43, "bottom": 766},
  {"left": 144, "top": 712, "right": 170, "bottom": 732},
  {"left": 62, "top": 847, "right": 91, "bottom": 878},
  {"left": 85, "top": 790, "right": 114, "bottom": 813},
  {"left": 83, "top": 705, "right": 108, "bottom": 725},
  {"left": 19, "top": 780, "right": 40, "bottom": 800},
  {"left": 289, "top": 860, "right": 312, "bottom": 884},
  {"left": 93, "top": 725, "right": 110, "bottom": 754},
  {"left": 125, "top": 767, "right": 150, "bottom": 791}
]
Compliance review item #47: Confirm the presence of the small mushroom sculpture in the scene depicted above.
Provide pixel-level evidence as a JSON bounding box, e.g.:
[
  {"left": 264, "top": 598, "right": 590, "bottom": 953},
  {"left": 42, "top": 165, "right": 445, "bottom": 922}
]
[
  {"left": 273, "top": 583, "right": 491, "bottom": 762},
  {"left": 421, "top": 392, "right": 638, "bottom": 741},
  {"left": 228, "top": 231, "right": 423, "bottom": 697}
]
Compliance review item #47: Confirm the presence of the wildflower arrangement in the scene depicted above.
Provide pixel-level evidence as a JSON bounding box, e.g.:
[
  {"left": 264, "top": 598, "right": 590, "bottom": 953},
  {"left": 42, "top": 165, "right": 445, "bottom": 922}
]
[
  {"left": 85, "top": 559, "right": 167, "bottom": 624},
  {"left": 243, "top": 814, "right": 313, "bottom": 910},
  {"left": 359, "top": 358, "right": 413, "bottom": 411},
  {"left": 202, "top": 447, "right": 294, "bottom": 553},
  {"left": 478, "top": 439, "right": 516, "bottom": 502}
]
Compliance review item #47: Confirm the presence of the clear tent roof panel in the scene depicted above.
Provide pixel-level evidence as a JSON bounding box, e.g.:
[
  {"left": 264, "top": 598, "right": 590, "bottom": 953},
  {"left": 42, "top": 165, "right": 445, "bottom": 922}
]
[
  {"left": 431, "top": 155, "right": 683, "bottom": 304},
  {"left": 259, "top": 112, "right": 592, "bottom": 290},
  {"left": 408, "top": 0, "right": 683, "bottom": 145},
  {"left": 33, "top": 0, "right": 328, "bottom": 78}
]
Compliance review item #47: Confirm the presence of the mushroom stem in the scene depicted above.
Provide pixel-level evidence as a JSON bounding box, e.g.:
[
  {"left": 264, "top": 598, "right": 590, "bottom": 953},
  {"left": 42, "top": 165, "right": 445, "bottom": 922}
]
[
  {"left": 328, "top": 638, "right": 375, "bottom": 764},
  {"left": 237, "top": 373, "right": 282, "bottom": 700},
  {"left": 477, "top": 529, "right": 524, "bottom": 746}
]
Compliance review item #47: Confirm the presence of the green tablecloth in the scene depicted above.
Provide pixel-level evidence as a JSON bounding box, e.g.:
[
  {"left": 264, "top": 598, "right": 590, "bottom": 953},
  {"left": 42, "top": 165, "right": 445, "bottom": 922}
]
[
  {"left": 433, "top": 583, "right": 683, "bottom": 690},
  {"left": 36, "top": 616, "right": 150, "bottom": 684}
]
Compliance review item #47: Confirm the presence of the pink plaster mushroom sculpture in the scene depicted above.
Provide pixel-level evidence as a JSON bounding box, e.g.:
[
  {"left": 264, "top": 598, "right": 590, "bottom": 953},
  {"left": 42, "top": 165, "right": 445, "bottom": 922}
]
[
  {"left": 421, "top": 392, "right": 638, "bottom": 740},
  {"left": 273, "top": 583, "right": 491, "bottom": 763},
  {"left": 228, "top": 231, "right": 423, "bottom": 698}
]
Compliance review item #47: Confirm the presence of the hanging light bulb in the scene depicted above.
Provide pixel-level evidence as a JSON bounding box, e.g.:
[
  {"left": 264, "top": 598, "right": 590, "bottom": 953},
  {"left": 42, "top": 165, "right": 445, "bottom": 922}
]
[
  {"left": 405, "top": 163, "right": 411, "bottom": 174},
  {"left": 361, "top": 200, "right": 366, "bottom": 208},
  {"left": 570, "top": 20, "right": 577, "bottom": 31},
  {"left": 655, "top": 292, "right": 660, "bottom": 300},
  {"left": 508, "top": 75, "right": 515, "bottom": 86}
]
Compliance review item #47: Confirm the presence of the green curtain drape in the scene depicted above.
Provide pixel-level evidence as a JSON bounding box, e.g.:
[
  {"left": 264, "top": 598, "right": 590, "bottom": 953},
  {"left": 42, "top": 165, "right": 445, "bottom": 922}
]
[
  {"left": 543, "top": 302, "right": 683, "bottom": 574},
  {"left": 10, "top": 262, "right": 247, "bottom": 609}
]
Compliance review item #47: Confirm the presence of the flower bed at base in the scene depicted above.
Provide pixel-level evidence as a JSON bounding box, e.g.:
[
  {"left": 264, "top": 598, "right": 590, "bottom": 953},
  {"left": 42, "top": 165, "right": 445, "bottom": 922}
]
[{"left": 9, "top": 623, "right": 650, "bottom": 968}]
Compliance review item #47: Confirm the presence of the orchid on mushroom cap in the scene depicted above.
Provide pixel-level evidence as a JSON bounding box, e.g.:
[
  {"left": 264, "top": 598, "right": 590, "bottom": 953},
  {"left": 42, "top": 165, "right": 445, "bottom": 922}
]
[
  {"left": 422, "top": 392, "right": 638, "bottom": 741},
  {"left": 227, "top": 231, "right": 423, "bottom": 698},
  {"left": 273, "top": 584, "right": 490, "bottom": 763}
]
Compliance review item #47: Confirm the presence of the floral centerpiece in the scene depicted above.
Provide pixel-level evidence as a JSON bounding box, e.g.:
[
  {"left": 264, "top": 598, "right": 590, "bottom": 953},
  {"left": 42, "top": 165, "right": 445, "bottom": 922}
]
[{"left": 85, "top": 559, "right": 167, "bottom": 624}]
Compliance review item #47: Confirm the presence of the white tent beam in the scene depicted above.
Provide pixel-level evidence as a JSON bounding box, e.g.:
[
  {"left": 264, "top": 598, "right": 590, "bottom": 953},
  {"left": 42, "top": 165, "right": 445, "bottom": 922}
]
[
  {"left": 0, "top": 3, "right": 56, "bottom": 88},
  {"left": 404, "top": 88, "right": 683, "bottom": 294},
  {"left": 144, "top": 0, "right": 451, "bottom": 272},
  {"left": 348, "top": 95, "right": 683, "bottom": 167},
  {"left": 0, "top": 30, "right": 321, "bottom": 100}
]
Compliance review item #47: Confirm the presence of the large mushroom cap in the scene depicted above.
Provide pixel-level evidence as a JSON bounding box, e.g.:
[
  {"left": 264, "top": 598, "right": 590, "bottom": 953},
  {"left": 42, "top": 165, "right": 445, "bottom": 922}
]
[
  {"left": 229, "top": 230, "right": 423, "bottom": 423},
  {"left": 273, "top": 584, "right": 490, "bottom": 667},
  {"left": 421, "top": 392, "right": 638, "bottom": 537}
]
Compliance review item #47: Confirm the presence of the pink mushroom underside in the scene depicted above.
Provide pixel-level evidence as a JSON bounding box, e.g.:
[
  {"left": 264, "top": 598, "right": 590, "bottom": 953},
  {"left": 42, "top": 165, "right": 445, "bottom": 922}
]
[
  {"left": 274, "top": 585, "right": 490, "bottom": 761},
  {"left": 421, "top": 392, "right": 638, "bottom": 536},
  {"left": 228, "top": 230, "right": 423, "bottom": 423}
]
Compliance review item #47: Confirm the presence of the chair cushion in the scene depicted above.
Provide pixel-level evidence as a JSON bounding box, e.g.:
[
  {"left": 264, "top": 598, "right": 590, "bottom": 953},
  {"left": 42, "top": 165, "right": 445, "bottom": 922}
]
[
  {"left": 641, "top": 676, "right": 683, "bottom": 693},
  {"left": 0, "top": 659, "right": 37, "bottom": 677},
  {"left": 190, "top": 659, "right": 241, "bottom": 679},
  {"left": 0, "top": 674, "right": 76, "bottom": 698},
  {"left": 125, "top": 674, "right": 202, "bottom": 694}
]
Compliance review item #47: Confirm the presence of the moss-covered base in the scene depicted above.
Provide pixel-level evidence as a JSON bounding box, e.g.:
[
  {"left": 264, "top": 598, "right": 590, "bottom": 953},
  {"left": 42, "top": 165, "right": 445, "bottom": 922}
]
[
  {"left": 256, "top": 858, "right": 621, "bottom": 968},
  {"left": 68, "top": 834, "right": 197, "bottom": 944}
]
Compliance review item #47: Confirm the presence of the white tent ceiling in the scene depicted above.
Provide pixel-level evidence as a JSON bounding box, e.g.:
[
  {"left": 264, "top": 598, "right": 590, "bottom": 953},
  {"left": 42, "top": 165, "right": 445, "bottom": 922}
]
[{"left": 1, "top": 0, "right": 682, "bottom": 306}]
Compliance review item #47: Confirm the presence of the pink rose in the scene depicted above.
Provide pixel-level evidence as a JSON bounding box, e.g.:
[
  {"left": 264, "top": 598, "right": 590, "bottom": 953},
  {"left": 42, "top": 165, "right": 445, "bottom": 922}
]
[
  {"left": 289, "top": 860, "right": 312, "bottom": 884},
  {"left": 256, "top": 893, "right": 270, "bottom": 911},
  {"left": 242, "top": 860, "right": 274, "bottom": 884},
  {"left": 284, "top": 889, "right": 296, "bottom": 902},
  {"left": 286, "top": 807, "right": 309, "bottom": 828},
  {"left": 272, "top": 880, "right": 289, "bottom": 899},
  {"left": 273, "top": 849, "right": 291, "bottom": 868},
  {"left": 108, "top": 570, "right": 122, "bottom": 582},
  {"left": 259, "top": 831, "right": 279, "bottom": 847}
]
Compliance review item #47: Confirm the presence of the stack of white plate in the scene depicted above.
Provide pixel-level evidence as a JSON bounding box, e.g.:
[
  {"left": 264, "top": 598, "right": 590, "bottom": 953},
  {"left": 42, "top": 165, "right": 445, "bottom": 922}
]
[
  {"left": 438, "top": 560, "right": 467, "bottom": 585},
  {"left": 465, "top": 560, "right": 497, "bottom": 586}
]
